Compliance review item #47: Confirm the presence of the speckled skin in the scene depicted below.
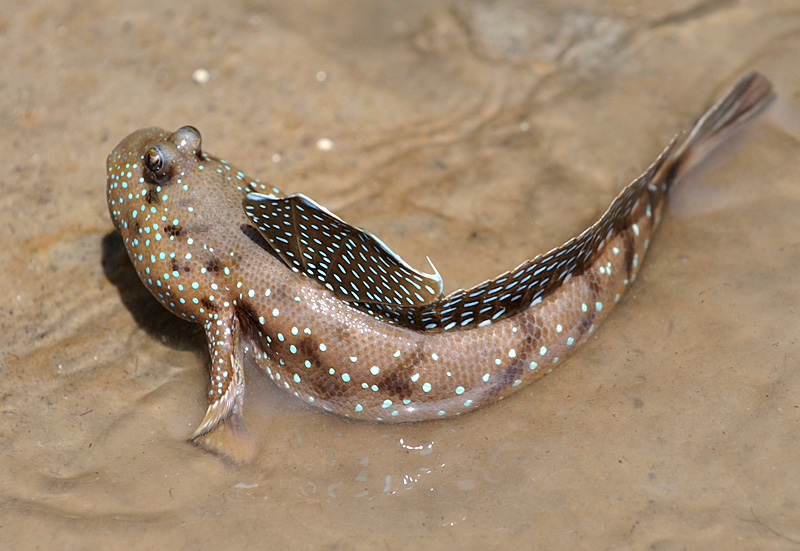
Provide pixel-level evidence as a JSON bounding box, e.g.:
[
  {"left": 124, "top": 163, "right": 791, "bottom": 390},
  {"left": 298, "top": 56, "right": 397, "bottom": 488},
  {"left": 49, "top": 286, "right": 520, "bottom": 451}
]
[{"left": 106, "top": 73, "right": 772, "bottom": 461}]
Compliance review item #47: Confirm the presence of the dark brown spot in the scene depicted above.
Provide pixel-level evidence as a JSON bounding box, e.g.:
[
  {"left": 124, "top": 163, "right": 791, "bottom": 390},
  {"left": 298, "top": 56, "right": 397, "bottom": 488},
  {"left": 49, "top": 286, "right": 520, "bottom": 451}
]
[
  {"left": 585, "top": 266, "right": 602, "bottom": 296},
  {"left": 145, "top": 187, "right": 159, "bottom": 205},
  {"left": 297, "top": 335, "right": 323, "bottom": 363},
  {"left": 623, "top": 230, "right": 636, "bottom": 279},
  {"left": 375, "top": 347, "right": 426, "bottom": 400},
  {"left": 575, "top": 311, "right": 596, "bottom": 340},
  {"left": 200, "top": 298, "right": 219, "bottom": 312},
  {"left": 377, "top": 368, "right": 414, "bottom": 401},
  {"left": 497, "top": 359, "right": 525, "bottom": 388},
  {"left": 205, "top": 258, "right": 222, "bottom": 273},
  {"left": 516, "top": 328, "right": 542, "bottom": 359},
  {"left": 164, "top": 223, "right": 183, "bottom": 237}
]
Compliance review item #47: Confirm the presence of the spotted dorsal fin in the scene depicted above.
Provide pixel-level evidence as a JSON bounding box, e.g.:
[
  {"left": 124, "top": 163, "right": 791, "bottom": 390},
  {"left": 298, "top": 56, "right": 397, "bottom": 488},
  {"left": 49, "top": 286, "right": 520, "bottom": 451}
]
[
  {"left": 353, "top": 142, "right": 676, "bottom": 330},
  {"left": 243, "top": 192, "right": 443, "bottom": 307}
]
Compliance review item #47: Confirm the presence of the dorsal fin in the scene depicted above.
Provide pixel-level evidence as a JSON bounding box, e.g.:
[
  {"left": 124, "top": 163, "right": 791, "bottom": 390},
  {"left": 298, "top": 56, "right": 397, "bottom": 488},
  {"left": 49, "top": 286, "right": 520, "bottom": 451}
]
[
  {"left": 351, "top": 142, "right": 675, "bottom": 330},
  {"left": 243, "top": 192, "right": 443, "bottom": 307}
]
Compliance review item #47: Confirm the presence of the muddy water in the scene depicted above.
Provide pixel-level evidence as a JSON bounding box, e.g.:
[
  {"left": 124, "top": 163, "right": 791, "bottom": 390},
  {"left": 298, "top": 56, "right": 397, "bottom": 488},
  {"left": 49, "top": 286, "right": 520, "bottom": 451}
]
[{"left": 2, "top": 0, "right": 800, "bottom": 549}]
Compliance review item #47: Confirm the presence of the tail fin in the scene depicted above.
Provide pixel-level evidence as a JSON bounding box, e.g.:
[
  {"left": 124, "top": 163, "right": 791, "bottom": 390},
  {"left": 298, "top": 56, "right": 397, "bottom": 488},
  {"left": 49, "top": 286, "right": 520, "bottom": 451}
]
[{"left": 670, "top": 72, "right": 774, "bottom": 178}]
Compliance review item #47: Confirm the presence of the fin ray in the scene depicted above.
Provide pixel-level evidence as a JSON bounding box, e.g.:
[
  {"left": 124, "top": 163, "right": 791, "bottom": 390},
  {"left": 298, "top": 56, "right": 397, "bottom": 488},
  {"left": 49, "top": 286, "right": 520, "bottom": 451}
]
[
  {"left": 243, "top": 193, "right": 444, "bottom": 307},
  {"left": 189, "top": 313, "right": 256, "bottom": 464}
]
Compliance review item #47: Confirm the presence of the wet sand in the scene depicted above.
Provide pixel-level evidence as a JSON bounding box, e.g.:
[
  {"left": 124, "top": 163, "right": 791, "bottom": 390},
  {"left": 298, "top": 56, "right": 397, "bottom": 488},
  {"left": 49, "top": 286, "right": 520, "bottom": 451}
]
[{"left": 2, "top": 1, "right": 800, "bottom": 549}]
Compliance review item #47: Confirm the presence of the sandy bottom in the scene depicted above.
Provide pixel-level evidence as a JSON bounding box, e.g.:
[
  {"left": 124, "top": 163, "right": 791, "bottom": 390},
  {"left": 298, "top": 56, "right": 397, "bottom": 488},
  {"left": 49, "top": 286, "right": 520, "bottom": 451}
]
[{"left": 2, "top": 0, "right": 800, "bottom": 549}]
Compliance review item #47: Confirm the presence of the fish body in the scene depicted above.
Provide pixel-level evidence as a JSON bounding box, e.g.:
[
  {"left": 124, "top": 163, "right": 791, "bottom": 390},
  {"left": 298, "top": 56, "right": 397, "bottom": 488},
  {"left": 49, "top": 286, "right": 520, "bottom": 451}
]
[{"left": 106, "top": 73, "right": 773, "bottom": 461}]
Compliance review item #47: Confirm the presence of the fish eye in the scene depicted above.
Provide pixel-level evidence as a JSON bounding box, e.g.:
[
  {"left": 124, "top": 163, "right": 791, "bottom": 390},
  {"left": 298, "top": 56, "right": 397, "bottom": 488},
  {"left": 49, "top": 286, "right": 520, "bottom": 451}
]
[
  {"left": 143, "top": 144, "right": 172, "bottom": 184},
  {"left": 144, "top": 148, "right": 163, "bottom": 173},
  {"left": 144, "top": 147, "right": 164, "bottom": 172}
]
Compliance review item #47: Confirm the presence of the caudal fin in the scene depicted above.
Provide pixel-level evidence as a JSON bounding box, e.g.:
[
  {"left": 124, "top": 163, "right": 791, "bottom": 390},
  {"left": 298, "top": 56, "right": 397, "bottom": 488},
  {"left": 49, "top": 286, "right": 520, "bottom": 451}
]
[{"left": 671, "top": 72, "right": 774, "bottom": 177}]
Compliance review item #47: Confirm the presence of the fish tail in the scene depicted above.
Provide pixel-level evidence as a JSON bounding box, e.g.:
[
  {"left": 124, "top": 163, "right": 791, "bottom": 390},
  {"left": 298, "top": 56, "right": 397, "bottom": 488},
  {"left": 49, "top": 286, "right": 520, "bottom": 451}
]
[{"left": 669, "top": 72, "right": 774, "bottom": 180}]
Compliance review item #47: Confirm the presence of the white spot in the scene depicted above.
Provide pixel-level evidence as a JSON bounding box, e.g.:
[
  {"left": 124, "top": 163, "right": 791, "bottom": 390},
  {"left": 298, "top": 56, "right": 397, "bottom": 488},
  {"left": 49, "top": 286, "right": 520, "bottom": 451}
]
[
  {"left": 316, "top": 138, "right": 334, "bottom": 151},
  {"left": 192, "top": 68, "right": 210, "bottom": 84}
]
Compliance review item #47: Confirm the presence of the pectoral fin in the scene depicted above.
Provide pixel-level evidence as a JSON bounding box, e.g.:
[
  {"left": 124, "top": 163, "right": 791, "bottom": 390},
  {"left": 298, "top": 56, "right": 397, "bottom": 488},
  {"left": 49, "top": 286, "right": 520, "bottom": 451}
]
[
  {"left": 243, "top": 192, "right": 443, "bottom": 307},
  {"left": 190, "top": 314, "right": 256, "bottom": 464}
]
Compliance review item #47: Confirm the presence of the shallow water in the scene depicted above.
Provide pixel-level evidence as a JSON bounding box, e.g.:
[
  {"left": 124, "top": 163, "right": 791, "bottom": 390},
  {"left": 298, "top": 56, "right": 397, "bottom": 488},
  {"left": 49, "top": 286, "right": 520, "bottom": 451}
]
[{"left": 2, "top": 0, "right": 800, "bottom": 549}]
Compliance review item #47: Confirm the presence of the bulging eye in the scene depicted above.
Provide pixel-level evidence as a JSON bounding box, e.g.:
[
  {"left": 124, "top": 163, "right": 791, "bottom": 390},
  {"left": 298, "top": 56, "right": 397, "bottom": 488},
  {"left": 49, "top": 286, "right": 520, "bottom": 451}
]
[
  {"left": 143, "top": 144, "right": 172, "bottom": 184},
  {"left": 145, "top": 148, "right": 163, "bottom": 173}
]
